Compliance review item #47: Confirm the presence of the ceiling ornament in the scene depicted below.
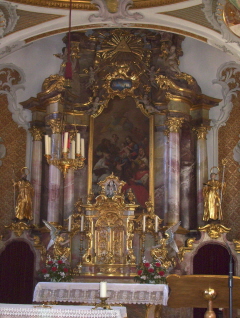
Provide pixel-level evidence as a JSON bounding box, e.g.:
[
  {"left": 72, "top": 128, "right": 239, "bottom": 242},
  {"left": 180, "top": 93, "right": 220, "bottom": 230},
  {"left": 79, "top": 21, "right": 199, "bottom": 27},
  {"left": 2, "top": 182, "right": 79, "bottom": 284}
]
[
  {"left": 202, "top": 0, "right": 240, "bottom": 45},
  {"left": 89, "top": 0, "right": 143, "bottom": 24},
  {"left": 0, "top": 1, "right": 19, "bottom": 38}
]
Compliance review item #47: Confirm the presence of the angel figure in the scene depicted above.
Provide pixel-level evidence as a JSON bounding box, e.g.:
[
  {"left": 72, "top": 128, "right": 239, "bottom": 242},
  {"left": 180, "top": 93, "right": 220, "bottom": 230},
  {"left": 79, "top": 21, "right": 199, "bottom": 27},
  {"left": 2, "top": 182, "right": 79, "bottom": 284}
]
[
  {"left": 86, "top": 97, "right": 104, "bottom": 115},
  {"left": 137, "top": 94, "right": 158, "bottom": 114},
  {"left": 43, "top": 220, "right": 70, "bottom": 259}
]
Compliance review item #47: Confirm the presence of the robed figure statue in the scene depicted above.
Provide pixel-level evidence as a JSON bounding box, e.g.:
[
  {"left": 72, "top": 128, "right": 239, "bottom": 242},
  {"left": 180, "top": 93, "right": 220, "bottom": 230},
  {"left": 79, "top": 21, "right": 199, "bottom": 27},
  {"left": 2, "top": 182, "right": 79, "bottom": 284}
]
[
  {"left": 13, "top": 168, "right": 34, "bottom": 221},
  {"left": 203, "top": 172, "right": 226, "bottom": 221}
]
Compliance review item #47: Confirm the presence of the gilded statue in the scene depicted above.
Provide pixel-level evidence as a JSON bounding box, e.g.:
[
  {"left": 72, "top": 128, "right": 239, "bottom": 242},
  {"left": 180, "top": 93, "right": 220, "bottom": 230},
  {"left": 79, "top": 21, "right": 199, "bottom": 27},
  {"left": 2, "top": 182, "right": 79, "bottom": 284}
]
[
  {"left": 203, "top": 171, "right": 226, "bottom": 221},
  {"left": 12, "top": 168, "right": 34, "bottom": 221},
  {"left": 43, "top": 220, "right": 70, "bottom": 259}
]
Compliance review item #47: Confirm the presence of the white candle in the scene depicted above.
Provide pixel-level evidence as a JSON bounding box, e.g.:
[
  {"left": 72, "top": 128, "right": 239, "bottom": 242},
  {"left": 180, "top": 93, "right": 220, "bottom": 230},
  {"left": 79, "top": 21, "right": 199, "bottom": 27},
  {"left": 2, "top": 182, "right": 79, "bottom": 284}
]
[
  {"left": 81, "top": 138, "right": 85, "bottom": 157},
  {"left": 44, "top": 135, "right": 49, "bottom": 155},
  {"left": 143, "top": 215, "right": 146, "bottom": 232},
  {"left": 48, "top": 136, "right": 51, "bottom": 155},
  {"left": 100, "top": 281, "right": 107, "bottom": 298},
  {"left": 71, "top": 140, "right": 76, "bottom": 159},
  {"left": 80, "top": 215, "right": 84, "bottom": 232},
  {"left": 68, "top": 215, "right": 72, "bottom": 232},
  {"left": 63, "top": 132, "right": 69, "bottom": 153},
  {"left": 76, "top": 133, "right": 81, "bottom": 154},
  {"left": 155, "top": 215, "right": 158, "bottom": 233}
]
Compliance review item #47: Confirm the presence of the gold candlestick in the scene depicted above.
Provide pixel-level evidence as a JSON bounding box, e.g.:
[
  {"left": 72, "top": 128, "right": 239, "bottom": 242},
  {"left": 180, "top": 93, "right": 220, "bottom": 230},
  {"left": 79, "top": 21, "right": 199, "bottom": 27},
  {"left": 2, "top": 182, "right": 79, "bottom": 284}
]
[{"left": 93, "top": 297, "right": 112, "bottom": 310}]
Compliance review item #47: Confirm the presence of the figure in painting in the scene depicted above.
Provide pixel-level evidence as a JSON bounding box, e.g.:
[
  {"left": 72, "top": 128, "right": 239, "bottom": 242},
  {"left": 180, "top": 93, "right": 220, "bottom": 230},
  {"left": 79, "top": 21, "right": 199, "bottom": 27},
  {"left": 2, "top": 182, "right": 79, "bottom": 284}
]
[
  {"left": 203, "top": 172, "right": 226, "bottom": 221},
  {"left": 12, "top": 168, "right": 34, "bottom": 221}
]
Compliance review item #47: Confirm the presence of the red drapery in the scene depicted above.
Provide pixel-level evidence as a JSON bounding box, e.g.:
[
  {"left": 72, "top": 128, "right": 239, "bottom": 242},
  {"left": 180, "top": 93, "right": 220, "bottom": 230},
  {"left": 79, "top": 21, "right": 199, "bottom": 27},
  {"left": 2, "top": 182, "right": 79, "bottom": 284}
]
[{"left": 0, "top": 240, "right": 35, "bottom": 304}]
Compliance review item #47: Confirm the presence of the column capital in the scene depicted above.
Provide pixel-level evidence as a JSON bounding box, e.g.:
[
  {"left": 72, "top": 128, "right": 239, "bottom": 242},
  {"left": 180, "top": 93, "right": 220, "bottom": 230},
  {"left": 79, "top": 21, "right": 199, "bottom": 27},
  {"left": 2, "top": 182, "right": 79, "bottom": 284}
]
[
  {"left": 29, "top": 126, "right": 43, "bottom": 141},
  {"left": 193, "top": 124, "right": 209, "bottom": 140},
  {"left": 47, "top": 118, "right": 64, "bottom": 134},
  {"left": 165, "top": 117, "right": 184, "bottom": 134}
]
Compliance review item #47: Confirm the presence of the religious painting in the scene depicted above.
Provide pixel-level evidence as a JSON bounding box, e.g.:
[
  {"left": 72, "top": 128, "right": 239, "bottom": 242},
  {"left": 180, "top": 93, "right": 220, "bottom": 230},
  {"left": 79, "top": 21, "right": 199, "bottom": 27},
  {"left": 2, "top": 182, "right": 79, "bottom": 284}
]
[
  {"left": 91, "top": 96, "right": 150, "bottom": 208},
  {"left": 223, "top": 0, "right": 240, "bottom": 37}
]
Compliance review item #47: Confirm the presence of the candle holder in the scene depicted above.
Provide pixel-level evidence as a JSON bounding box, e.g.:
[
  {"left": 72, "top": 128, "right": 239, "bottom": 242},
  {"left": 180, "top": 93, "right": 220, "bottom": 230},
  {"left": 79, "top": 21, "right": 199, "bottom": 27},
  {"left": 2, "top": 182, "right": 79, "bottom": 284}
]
[{"left": 93, "top": 297, "right": 112, "bottom": 310}]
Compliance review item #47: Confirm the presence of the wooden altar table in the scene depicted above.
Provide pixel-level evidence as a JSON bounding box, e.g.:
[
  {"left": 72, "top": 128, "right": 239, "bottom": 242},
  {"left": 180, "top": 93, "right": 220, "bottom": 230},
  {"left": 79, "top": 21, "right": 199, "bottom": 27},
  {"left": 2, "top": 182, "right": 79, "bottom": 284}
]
[
  {"left": 33, "top": 282, "right": 169, "bottom": 306},
  {"left": 0, "top": 304, "right": 127, "bottom": 318}
]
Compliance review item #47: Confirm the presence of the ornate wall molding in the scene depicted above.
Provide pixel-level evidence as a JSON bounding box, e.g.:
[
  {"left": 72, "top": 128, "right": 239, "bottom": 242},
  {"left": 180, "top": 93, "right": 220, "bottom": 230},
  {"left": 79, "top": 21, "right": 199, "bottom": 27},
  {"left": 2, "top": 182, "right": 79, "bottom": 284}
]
[
  {"left": 0, "top": 1, "right": 19, "bottom": 38},
  {"left": 208, "top": 61, "right": 240, "bottom": 169}
]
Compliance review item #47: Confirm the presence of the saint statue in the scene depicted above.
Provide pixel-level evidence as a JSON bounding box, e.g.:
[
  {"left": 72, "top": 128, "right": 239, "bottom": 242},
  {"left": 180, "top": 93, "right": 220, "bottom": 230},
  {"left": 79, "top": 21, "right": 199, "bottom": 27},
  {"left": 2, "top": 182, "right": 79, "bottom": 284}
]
[
  {"left": 53, "top": 233, "right": 70, "bottom": 259},
  {"left": 13, "top": 168, "right": 34, "bottom": 221},
  {"left": 203, "top": 172, "right": 226, "bottom": 221}
]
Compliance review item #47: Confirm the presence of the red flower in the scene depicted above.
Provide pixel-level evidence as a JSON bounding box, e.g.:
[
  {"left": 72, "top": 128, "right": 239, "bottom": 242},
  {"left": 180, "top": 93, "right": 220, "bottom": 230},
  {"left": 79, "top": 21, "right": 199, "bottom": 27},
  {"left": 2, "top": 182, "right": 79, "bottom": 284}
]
[
  {"left": 155, "top": 262, "right": 161, "bottom": 267},
  {"left": 63, "top": 268, "right": 68, "bottom": 273},
  {"left": 148, "top": 268, "right": 154, "bottom": 273},
  {"left": 51, "top": 266, "right": 57, "bottom": 272},
  {"left": 47, "top": 261, "right": 53, "bottom": 265},
  {"left": 159, "top": 270, "right": 165, "bottom": 276},
  {"left": 144, "top": 262, "right": 150, "bottom": 267},
  {"left": 41, "top": 268, "right": 47, "bottom": 274},
  {"left": 58, "top": 260, "right": 63, "bottom": 264},
  {"left": 137, "top": 270, "right": 143, "bottom": 275}
]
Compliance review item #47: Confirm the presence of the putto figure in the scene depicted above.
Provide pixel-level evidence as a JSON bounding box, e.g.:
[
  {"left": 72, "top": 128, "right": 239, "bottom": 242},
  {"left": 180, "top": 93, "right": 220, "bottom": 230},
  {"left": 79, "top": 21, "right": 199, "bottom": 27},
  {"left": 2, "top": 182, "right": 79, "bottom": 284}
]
[
  {"left": 203, "top": 169, "right": 226, "bottom": 221},
  {"left": 12, "top": 167, "right": 34, "bottom": 221}
]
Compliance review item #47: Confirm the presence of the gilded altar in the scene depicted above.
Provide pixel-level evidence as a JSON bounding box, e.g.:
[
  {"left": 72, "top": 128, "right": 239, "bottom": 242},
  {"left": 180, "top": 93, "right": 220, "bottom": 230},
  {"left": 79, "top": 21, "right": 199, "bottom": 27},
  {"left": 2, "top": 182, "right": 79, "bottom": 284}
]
[{"left": 80, "top": 173, "right": 139, "bottom": 275}]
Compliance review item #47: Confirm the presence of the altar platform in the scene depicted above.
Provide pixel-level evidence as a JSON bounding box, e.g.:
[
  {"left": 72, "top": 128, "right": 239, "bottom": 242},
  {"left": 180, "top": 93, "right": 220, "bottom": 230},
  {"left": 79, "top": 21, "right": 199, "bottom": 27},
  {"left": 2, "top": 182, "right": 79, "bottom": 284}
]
[
  {"left": 0, "top": 304, "right": 127, "bottom": 318},
  {"left": 33, "top": 282, "right": 169, "bottom": 306}
]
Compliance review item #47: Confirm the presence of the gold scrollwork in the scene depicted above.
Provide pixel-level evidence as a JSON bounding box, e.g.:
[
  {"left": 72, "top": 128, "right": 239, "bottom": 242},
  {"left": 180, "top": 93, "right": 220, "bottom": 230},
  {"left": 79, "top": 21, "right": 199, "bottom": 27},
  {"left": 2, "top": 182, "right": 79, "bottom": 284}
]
[
  {"left": 193, "top": 124, "right": 209, "bottom": 140},
  {"left": 198, "top": 223, "right": 231, "bottom": 239},
  {"left": 29, "top": 126, "right": 43, "bottom": 141},
  {"left": 177, "top": 237, "right": 196, "bottom": 262}
]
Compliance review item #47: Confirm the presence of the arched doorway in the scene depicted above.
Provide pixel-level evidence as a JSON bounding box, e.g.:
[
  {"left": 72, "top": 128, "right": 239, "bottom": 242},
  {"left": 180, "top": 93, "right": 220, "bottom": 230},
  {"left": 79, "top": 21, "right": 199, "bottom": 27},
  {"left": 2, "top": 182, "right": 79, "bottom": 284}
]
[
  {"left": 193, "top": 243, "right": 233, "bottom": 318},
  {"left": 0, "top": 240, "right": 35, "bottom": 304}
]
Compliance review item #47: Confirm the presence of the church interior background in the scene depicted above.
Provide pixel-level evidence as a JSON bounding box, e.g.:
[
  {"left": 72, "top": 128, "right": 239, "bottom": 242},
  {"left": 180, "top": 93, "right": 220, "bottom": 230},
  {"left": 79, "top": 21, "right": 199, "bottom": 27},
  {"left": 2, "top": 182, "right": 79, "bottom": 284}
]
[{"left": 1, "top": 0, "right": 240, "bottom": 317}]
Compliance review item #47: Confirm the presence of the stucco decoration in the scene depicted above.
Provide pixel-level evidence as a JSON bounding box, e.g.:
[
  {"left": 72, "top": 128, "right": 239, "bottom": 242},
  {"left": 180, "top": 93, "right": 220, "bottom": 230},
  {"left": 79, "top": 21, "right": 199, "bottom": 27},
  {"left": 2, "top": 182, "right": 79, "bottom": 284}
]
[
  {"left": 0, "top": 63, "right": 31, "bottom": 130},
  {"left": 0, "top": 1, "right": 19, "bottom": 38},
  {"left": 202, "top": 0, "right": 240, "bottom": 45},
  {"left": 89, "top": 0, "right": 143, "bottom": 24},
  {"left": 0, "top": 137, "right": 6, "bottom": 166},
  {"left": 210, "top": 61, "right": 240, "bottom": 168}
]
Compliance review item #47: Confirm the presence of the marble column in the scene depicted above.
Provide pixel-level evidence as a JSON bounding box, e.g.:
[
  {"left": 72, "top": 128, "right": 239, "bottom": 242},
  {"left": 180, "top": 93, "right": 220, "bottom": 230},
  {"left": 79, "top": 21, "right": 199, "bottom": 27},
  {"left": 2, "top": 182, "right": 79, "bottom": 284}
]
[
  {"left": 30, "top": 126, "right": 43, "bottom": 226},
  {"left": 64, "top": 167, "right": 74, "bottom": 220},
  {"left": 47, "top": 118, "right": 62, "bottom": 224},
  {"left": 194, "top": 125, "right": 209, "bottom": 227},
  {"left": 165, "top": 117, "right": 184, "bottom": 225}
]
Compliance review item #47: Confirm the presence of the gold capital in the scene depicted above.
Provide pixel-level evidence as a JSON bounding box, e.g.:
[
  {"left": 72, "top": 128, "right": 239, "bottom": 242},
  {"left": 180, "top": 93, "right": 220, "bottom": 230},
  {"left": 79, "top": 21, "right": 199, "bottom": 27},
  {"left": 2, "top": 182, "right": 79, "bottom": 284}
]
[
  {"left": 193, "top": 125, "right": 209, "bottom": 140},
  {"left": 29, "top": 126, "right": 43, "bottom": 141},
  {"left": 47, "top": 118, "right": 64, "bottom": 134},
  {"left": 165, "top": 117, "right": 184, "bottom": 133}
]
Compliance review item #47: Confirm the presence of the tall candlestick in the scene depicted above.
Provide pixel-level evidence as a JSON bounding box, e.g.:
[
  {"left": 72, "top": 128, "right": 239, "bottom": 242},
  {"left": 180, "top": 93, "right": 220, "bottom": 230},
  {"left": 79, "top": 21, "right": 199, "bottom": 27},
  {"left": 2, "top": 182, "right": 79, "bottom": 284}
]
[
  {"left": 81, "top": 138, "right": 85, "bottom": 157},
  {"left": 80, "top": 215, "right": 84, "bottom": 232},
  {"left": 100, "top": 281, "right": 107, "bottom": 298},
  {"left": 68, "top": 215, "right": 72, "bottom": 232},
  {"left": 155, "top": 215, "right": 158, "bottom": 233},
  {"left": 63, "top": 132, "right": 68, "bottom": 153},
  {"left": 76, "top": 133, "right": 81, "bottom": 154},
  {"left": 143, "top": 215, "right": 146, "bottom": 232}
]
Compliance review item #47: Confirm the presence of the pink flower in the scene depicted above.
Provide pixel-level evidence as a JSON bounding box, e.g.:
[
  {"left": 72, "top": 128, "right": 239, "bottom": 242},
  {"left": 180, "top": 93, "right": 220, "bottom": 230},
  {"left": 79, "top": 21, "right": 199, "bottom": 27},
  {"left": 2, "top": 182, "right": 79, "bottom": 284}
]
[
  {"left": 159, "top": 270, "right": 165, "bottom": 276},
  {"left": 144, "top": 262, "right": 150, "bottom": 267},
  {"left": 63, "top": 268, "right": 68, "bottom": 273},
  {"left": 155, "top": 262, "right": 161, "bottom": 267},
  {"left": 58, "top": 260, "right": 63, "bottom": 264},
  {"left": 148, "top": 268, "right": 154, "bottom": 273},
  {"left": 51, "top": 266, "right": 57, "bottom": 272},
  {"left": 41, "top": 268, "right": 47, "bottom": 274},
  {"left": 137, "top": 270, "right": 143, "bottom": 275}
]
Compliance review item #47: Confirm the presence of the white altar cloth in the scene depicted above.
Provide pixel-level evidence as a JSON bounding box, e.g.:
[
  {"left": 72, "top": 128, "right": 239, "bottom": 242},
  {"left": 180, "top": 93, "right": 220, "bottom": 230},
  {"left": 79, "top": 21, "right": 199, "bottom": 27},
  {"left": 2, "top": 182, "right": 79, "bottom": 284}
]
[
  {"left": 33, "top": 282, "right": 169, "bottom": 306},
  {"left": 0, "top": 304, "right": 127, "bottom": 318}
]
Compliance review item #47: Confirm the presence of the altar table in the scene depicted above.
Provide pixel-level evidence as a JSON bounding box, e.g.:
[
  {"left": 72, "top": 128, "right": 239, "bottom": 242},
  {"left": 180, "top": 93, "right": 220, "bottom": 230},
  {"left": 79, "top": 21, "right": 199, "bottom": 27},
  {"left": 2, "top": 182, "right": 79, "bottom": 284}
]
[
  {"left": 33, "top": 282, "right": 169, "bottom": 306},
  {"left": 0, "top": 304, "right": 127, "bottom": 318}
]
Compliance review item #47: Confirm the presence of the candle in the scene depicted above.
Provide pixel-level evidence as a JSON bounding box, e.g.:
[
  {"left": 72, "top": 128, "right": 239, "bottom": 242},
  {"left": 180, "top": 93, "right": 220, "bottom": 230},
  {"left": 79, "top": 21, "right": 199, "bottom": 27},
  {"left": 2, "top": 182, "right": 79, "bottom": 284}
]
[
  {"left": 71, "top": 140, "right": 76, "bottom": 159},
  {"left": 48, "top": 136, "right": 51, "bottom": 155},
  {"left": 63, "top": 132, "right": 68, "bottom": 153},
  {"left": 81, "top": 138, "right": 85, "bottom": 157},
  {"left": 80, "top": 215, "right": 84, "bottom": 232},
  {"left": 76, "top": 133, "right": 81, "bottom": 154},
  {"left": 68, "top": 215, "right": 72, "bottom": 232},
  {"left": 155, "top": 215, "right": 158, "bottom": 233},
  {"left": 44, "top": 135, "right": 49, "bottom": 155},
  {"left": 100, "top": 281, "right": 107, "bottom": 298},
  {"left": 143, "top": 215, "right": 146, "bottom": 232}
]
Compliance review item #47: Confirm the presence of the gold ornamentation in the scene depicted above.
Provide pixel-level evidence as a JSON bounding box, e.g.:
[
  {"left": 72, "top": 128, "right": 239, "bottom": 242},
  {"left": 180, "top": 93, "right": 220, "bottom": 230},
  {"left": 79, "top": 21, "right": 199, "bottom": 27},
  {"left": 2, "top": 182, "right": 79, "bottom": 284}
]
[
  {"left": 5, "top": 221, "right": 32, "bottom": 237},
  {"left": 233, "top": 239, "right": 240, "bottom": 252},
  {"left": 29, "top": 126, "right": 43, "bottom": 141},
  {"left": 165, "top": 117, "right": 184, "bottom": 133},
  {"left": 45, "top": 153, "right": 85, "bottom": 178},
  {"left": 176, "top": 72, "right": 195, "bottom": 85},
  {"left": 177, "top": 238, "right": 196, "bottom": 262},
  {"left": 198, "top": 223, "right": 231, "bottom": 239},
  {"left": 41, "top": 74, "right": 65, "bottom": 96},
  {"left": 150, "top": 237, "right": 176, "bottom": 270},
  {"left": 193, "top": 124, "right": 209, "bottom": 140},
  {"left": 47, "top": 118, "right": 64, "bottom": 134}
]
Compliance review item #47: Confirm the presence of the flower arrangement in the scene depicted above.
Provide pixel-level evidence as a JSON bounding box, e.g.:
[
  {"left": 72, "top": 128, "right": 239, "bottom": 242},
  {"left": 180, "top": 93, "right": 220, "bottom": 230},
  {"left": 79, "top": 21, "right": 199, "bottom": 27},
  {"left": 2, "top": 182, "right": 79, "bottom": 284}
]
[
  {"left": 134, "top": 257, "right": 167, "bottom": 284},
  {"left": 39, "top": 256, "right": 72, "bottom": 282}
]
